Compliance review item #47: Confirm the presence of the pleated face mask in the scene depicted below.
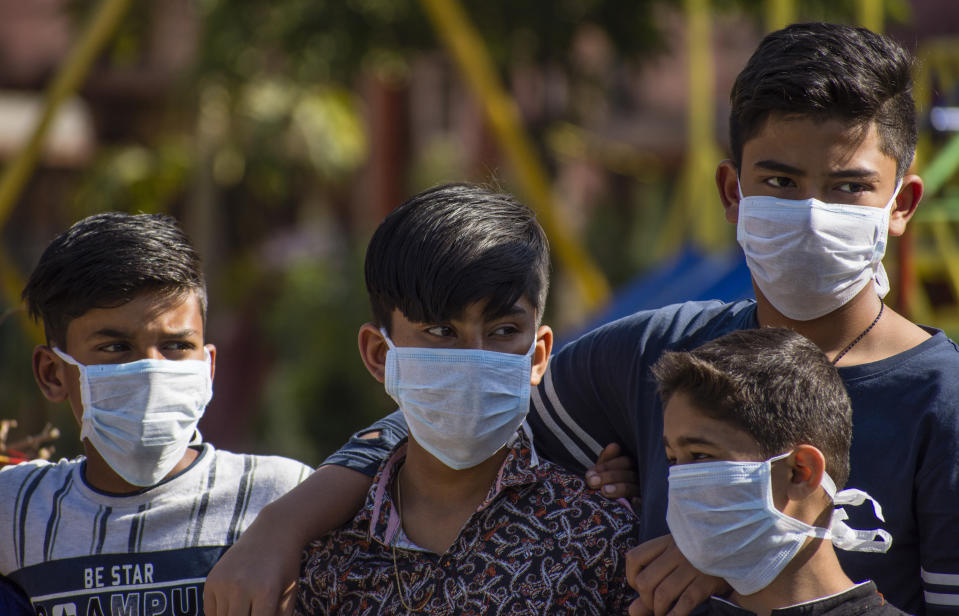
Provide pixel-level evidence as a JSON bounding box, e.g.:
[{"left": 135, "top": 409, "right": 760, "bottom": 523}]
[
  {"left": 55, "top": 348, "right": 213, "bottom": 487},
  {"left": 381, "top": 329, "right": 534, "bottom": 470},
  {"left": 667, "top": 452, "right": 892, "bottom": 595},
  {"left": 736, "top": 179, "right": 902, "bottom": 321}
]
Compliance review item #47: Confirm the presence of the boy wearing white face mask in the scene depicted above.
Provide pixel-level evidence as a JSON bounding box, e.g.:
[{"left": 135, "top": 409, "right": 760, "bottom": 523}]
[
  {"left": 0, "top": 213, "right": 311, "bottom": 614},
  {"left": 292, "top": 184, "right": 639, "bottom": 615},
  {"left": 655, "top": 328, "right": 904, "bottom": 616}
]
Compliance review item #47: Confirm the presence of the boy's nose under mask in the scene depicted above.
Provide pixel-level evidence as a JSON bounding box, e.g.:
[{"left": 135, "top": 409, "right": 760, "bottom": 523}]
[
  {"left": 380, "top": 330, "right": 534, "bottom": 470},
  {"left": 54, "top": 348, "right": 213, "bottom": 487},
  {"left": 736, "top": 179, "right": 902, "bottom": 321},
  {"left": 667, "top": 452, "right": 891, "bottom": 595}
]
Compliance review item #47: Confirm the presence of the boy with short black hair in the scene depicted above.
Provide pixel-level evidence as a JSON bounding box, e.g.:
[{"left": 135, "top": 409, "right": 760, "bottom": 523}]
[
  {"left": 655, "top": 328, "right": 902, "bottom": 616},
  {"left": 1, "top": 212, "right": 311, "bottom": 614},
  {"left": 293, "top": 184, "right": 638, "bottom": 615}
]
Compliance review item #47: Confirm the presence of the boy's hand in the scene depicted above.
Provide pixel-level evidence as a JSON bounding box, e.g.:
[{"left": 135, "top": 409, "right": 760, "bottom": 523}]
[
  {"left": 585, "top": 442, "right": 641, "bottom": 510},
  {"left": 204, "top": 519, "right": 301, "bottom": 616},
  {"left": 626, "top": 534, "right": 729, "bottom": 616}
]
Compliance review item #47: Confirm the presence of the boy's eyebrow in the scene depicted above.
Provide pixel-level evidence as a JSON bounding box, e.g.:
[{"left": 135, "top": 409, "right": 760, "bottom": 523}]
[
  {"left": 826, "top": 167, "right": 881, "bottom": 180},
  {"left": 753, "top": 159, "right": 805, "bottom": 176},
  {"left": 674, "top": 435, "right": 721, "bottom": 448},
  {"left": 86, "top": 328, "right": 133, "bottom": 341},
  {"left": 86, "top": 328, "right": 200, "bottom": 340},
  {"left": 163, "top": 329, "right": 201, "bottom": 339},
  {"left": 486, "top": 304, "right": 529, "bottom": 320}
]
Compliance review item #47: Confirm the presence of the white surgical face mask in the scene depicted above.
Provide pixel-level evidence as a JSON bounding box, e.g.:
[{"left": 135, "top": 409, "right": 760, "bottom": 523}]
[
  {"left": 381, "top": 329, "right": 535, "bottom": 470},
  {"left": 667, "top": 452, "right": 891, "bottom": 596},
  {"left": 54, "top": 348, "right": 213, "bottom": 487},
  {"left": 736, "top": 180, "right": 902, "bottom": 321}
]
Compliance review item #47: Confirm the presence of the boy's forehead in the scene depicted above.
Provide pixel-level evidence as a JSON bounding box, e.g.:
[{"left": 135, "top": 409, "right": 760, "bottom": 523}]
[
  {"left": 400, "top": 296, "right": 537, "bottom": 325},
  {"left": 743, "top": 114, "right": 896, "bottom": 175},
  {"left": 64, "top": 290, "right": 204, "bottom": 343},
  {"left": 663, "top": 393, "right": 764, "bottom": 457}
]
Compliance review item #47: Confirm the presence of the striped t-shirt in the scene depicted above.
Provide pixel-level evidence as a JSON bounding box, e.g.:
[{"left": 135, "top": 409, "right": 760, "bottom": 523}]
[{"left": 0, "top": 443, "right": 311, "bottom": 616}]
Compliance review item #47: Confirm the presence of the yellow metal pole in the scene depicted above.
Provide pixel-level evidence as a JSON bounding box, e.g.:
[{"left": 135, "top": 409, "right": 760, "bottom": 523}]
[
  {"left": 857, "top": 0, "right": 884, "bottom": 33},
  {"left": 685, "top": 0, "right": 726, "bottom": 251},
  {"left": 765, "top": 0, "right": 796, "bottom": 32},
  {"left": 418, "top": 0, "right": 610, "bottom": 311},
  {"left": 0, "top": 0, "right": 134, "bottom": 230},
  {"left": 0, "top": 248, "right": 43, "bottom": 345}
]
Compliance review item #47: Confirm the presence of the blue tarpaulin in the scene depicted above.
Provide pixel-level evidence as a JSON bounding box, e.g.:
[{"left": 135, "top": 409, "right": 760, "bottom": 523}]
[{"left": 559, "top": 245, "right": 755, "bottom": 349}]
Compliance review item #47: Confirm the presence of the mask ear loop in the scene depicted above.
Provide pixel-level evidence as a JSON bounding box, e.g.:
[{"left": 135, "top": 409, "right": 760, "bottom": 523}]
[
  {"left": 378, "top": 328, "right": 397, "bottom": 351},
  {"left": 819, "top": 471, "right": 892, "bottom": 553},
  {"left": 51, "top": 347, "right": 98, "bottom": 442}
]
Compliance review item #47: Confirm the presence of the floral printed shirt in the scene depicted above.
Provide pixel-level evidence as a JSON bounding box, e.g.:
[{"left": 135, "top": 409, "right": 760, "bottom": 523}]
[{"left": 295, "top": 432, "right": 639, "bottom": 615}]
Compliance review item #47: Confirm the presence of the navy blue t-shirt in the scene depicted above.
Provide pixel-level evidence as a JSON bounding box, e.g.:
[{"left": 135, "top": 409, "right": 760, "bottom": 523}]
[{"left": 326, "top": 300, "right": 959, "bottom": 615}]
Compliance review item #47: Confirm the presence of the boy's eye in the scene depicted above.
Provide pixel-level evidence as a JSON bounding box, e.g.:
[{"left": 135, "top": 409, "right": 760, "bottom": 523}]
[
  {"left": 161, "top": 341, "right": 196, "bottom": 352},
  {"left": 763, "top": 176, "right": 796, "bottom": 189},
  {"left": 97, "top": 342, "right": 130, "bottom": 353},
  {"left": 491, "top": 325, "right": 519, "bottom": 336},
  {"left": 836, "top": 182, "right": 871, "bottom": 194},
  {"left": 425, "top": 325, "right": 454, "bottom": 337},
  {"left": 691, "top": 452, "right": 714, "bottom": 462}
]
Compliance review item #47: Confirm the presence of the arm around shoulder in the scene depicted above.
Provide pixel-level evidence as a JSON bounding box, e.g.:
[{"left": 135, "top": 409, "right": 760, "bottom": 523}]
[{"left": 204, "top": 463, "right": 372, "bottom": 616}]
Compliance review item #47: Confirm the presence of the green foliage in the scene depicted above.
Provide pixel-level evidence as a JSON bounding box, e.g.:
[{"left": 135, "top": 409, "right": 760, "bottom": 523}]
[
  {"left": 71, "top": 138, "right": 193, "bottom": 217},
  {"left": 256, "top": 240, "right": 394, "bottom": 465},
  {"left": 197, "top": 0, "right": 663, "bottom": 86},
  {"left": 0, "top": 311, "right": 78, "bottom": 458}
]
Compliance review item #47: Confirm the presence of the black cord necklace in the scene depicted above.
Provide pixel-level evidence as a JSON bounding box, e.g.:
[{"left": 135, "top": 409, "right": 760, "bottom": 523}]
[{"left": 832, "top": 301, "right": 884, "bottom": 365}]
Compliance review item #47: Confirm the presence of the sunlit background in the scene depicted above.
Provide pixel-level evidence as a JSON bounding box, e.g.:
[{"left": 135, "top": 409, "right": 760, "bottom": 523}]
[{"left": 1, "top": 0, "right": 957, "bottom": 466}]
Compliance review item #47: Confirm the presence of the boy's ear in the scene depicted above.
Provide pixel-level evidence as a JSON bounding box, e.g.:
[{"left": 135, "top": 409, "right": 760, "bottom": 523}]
[
  {"left": 888, "top": 173, "right": 923, "bottom": 237},
  {"left": 715, "top": 159, "right": 741, "bottom": 224},
  {"left": 530, "top": 325, "right": 553, "bottom": 387},
  {"left": 358, "top": 323, "right": 389, "bottom": 383},
  {"left": 204, "top": 344, "right": 217, "bottom": 381},
  {"left": 785, "top": 444, "right": 827, "bottom": 502},
  {"left": 33, "top": 345, "right": 72, "bottom": 403}
]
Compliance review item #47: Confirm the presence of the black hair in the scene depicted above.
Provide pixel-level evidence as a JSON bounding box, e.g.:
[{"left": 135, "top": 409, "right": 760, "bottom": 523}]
[
  {"left": 22, "top": 212, "right": 207, "bottom": 349},
  {"left": 365, "top": 183, "right": 550, "bottom": 333},
  {"left": 730, "top": 22, "right": 916, "bottom": 180},
  {"left": 652, "top": 327, "right": 852, "bottom": 488}
]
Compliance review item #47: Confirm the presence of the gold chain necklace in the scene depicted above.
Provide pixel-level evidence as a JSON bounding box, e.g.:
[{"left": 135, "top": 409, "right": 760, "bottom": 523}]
[
  {"left": 832, "top": 301, "right": 884, "bottom": 365},
  {"left": 391, "top": 469, "right": 422, "bottom": 613}
]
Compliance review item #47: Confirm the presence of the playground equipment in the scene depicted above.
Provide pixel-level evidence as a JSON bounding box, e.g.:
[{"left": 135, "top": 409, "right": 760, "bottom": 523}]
[
  {"left": 419, "top": 0, "right": 612, "bottom": 312},
  {"left": 900, "top": 39, "right": 959, "bottom": 334}
]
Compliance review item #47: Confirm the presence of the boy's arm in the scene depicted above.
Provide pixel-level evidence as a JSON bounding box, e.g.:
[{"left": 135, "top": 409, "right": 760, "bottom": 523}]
[
  {"left": 204, "top": 412, "right": 407, "bottom": 616},
  {"left": 528, "top": 319, "right": 644, "bottom": 475},
  {"left": 205, "top": 465, "right": 369, "bottom": 616}
]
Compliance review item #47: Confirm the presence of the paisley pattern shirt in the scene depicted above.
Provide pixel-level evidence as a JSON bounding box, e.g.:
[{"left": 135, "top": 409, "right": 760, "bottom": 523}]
[{"left": 295, "top": 432, "right": 639, "bottom": 615}]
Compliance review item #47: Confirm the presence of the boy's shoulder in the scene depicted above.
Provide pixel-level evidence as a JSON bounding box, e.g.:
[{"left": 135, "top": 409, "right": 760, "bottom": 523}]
[
  {"left": 0, "top": 456, "right": 81, "bottom": 492},
  {"left": 566, "top": 299, "right": 757, "bottom": 361},
  {"left": 0, "top": 446, "right": 310, "bottom": 506},
  {"left": 522, "top": 457, "right": 639, "bottom": 539},
  {"left": 206, "top": 446, "right": 313, "bottom": 495},
  {"left": 707, "top": 581, "right": 910, "bottom": 616},
  {"left": 208, "top": 446, "right": 312, "bottom": 476}
]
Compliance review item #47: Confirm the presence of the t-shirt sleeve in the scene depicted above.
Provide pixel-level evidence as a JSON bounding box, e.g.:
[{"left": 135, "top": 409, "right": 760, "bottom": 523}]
[
  {"left": 527, "top": 303, "right": 714, "bottom": 474},
  {"left": 916, "top": 402, "right": 959, "bottom": 615},
  {"left": 527, "top": 318, "right": 642, "bottom": 473},
  {"left": 320, "top": 410, "right": 408, "bottom": 477}
]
